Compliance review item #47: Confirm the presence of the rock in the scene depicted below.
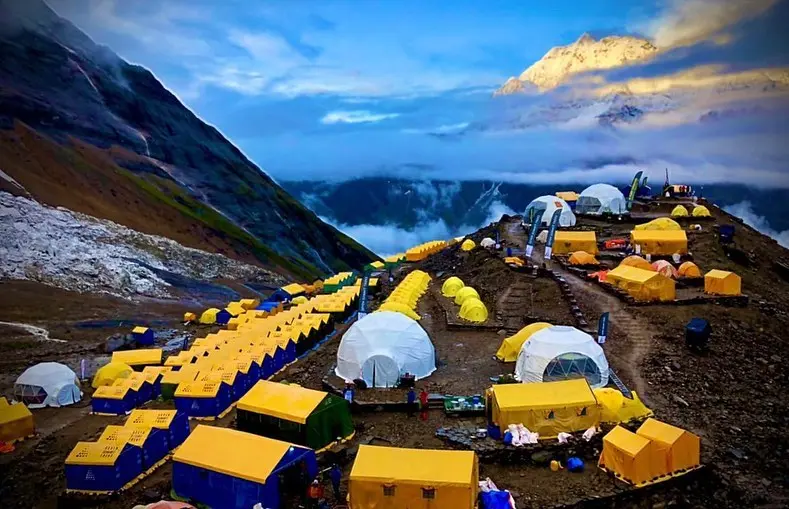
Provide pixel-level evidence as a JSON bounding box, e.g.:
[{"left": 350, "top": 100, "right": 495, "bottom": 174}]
[
  {"left": 671, "top": 361, "right": 681, "bottom": 371},
  {"left": 728, "top": 448, "right": 745, "bottom": 460},
  {"left": 497, "top": 329, "right": 507, "bottom": 336},
  {"left": 142, "top": 489, "right": 160, "bottom": 502},
  {"left": 770, "top": 354, "right": 781, "bottom": 363},
  {"left": 672, "top": 394, "right": 690, "bottom": 407},
  {"left": 530, "top": 450, "right": 554, "bottom": 465}
]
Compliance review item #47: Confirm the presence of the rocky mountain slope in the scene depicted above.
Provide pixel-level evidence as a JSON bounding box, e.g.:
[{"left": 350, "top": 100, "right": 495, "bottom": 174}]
[
  {"left": 495, "top": 33, "right": 658, "bottom": 94},
  {"left": 0, "top": 0, "right": 376, "bottom": 281}
]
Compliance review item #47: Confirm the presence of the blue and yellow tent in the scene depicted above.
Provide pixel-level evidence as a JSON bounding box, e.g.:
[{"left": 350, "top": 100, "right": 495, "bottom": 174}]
[
  {"left": 99, "top": 424, "right": 169, "bottom": 472},
  {"left": 174, "top": 381, "right": 233, "bottom": 419},
  {"left": 125, "top": 409, "right": 191, "bottom": 449},
  {"left": 92, "top": 385, "right": 136, "bottom": 415},
  {"left": 65, "top": 441, "right": 142, "bottom": 493}
]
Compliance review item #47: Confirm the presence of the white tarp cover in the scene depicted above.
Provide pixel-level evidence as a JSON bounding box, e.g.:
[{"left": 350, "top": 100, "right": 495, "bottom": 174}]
[
  {"left": 524, "top": 195, "right": 576, "bottom": 227},
  {"left": 577, "top": 184, "right": 627, "bottom": 215},
  {"left": 515, "top": 326, "right": 610, "bottom": 389},
  {"left": 336, "top": 311, "right": 436, "bottom": 388},
  {"left": 14, "top": 362, "right": 82, "bottom": 408}
]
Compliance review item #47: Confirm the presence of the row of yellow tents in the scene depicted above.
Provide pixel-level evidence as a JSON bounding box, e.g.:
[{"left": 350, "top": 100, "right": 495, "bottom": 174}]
[
  {"left": 377, "top": 270, "right": 431, "bottom": 320},
  {"left": 553, "top": 229, "right": 690, "bottom": 257},
  {"left": 406, "top": 240, "right": 448, "bottom": 262},
  {"left": 671, "top": 204, "right": 711, "bottom": 218},
  {"left": 441, "top": 276, "right": 488, "bottom": 323}
]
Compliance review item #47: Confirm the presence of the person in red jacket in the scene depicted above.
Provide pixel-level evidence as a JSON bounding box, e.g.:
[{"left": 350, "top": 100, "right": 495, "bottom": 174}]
[
  {"left": 307, "top": 479, "right": 324, "bottom": 508},
  {"left": 419, "top": 387, "right": 429, "bottom": 421}
]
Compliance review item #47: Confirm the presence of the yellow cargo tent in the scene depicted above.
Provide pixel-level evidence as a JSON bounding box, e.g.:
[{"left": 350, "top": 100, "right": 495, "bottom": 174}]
[
  {"left": 634, "top": 217, "right": 682, "bottom": 231},
  {"left": 225, "top": 302, "right": 246, "bottom": 317},
  {"left": 692, "top": 205, "right": 711, "bottom": 217},
  {"left": 454, "top": 286, "right": 479, "bottom": 305},
  {"left": 620, "top": 255, "right": 654, "bottom": 272},
  {"left": 670, "top": 205, "right": 689, "bottom": 217},
  {"left": 568, "top": 251, "right": 599, "bottom": 266},
  {"left": 111, "top": 349, "right": 162, "bottom": 368},
  {"left": 630, "top": 230, "right": 688, "bottom": 256},
  {"left": 459, "top": 298, "right": 488, "bottom": 323},
  {"left": 489, "top": 379, "right": 600, "bottom": 438},
  {"left": 556, "top": 191, "right": 579, "bottom": 203},
  {"left": 199, "top": 308, "right": 220, "bottom": 324},
  {"left": 594, "top": 388, "right": 653, "bottom": 424},
  {"left": 598, "top": 426, "right": 660, "bottom": 486},
  {"left": 0, "top": 397, "right": 34, "bottom": 443},
  {"left": 496, "top": 322, "right": 552, "bottom": 362},
  {"left": 461, "top": 239, "right": 476, "bottom": 251},
  {"left": 704, "top": 269, "right": 741, "bottom": 296},
  {"left": 552, "top": 231, "right": 598, "bottom": 255},
  {"left": 606, "top": 265, "right": 676, "bottom": 302},
  {"left": 92, "top": 362, "right": 133, "bottom": 388},
  {"left": 678, "top": 261, "right": 701, "bottom": 278},
  {"left": 406, "top": 240, "right": 447, "bottom": 261},
  {"left": 239, "top": 298, "right": 260, "bottom": 310},
  {"left": 349, "top": 445, "right": 478, "bottom": 509},
  {"left": 636, "top": 418, "right": 700, "bottom": 474},
  {"left": 441, "top": 276, "right": 465, "bottom": 297}
]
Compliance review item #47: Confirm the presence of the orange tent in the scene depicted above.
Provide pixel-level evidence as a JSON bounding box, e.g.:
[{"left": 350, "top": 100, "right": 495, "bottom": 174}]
[{"left": 677, "top": 261, "right": 701, "bottom": 278}]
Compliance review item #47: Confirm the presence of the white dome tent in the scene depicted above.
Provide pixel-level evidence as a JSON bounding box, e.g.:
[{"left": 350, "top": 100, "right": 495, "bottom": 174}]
[
  {"left": 515, "top": 326, "right": 610, "bottom": 389},
  {"left": 524, "top": 196, "right": 576, "bottom": 227},
  {"left": 336, "top": 311, "right": 436, "bottom": 388},
  {"left": 576, "top": 184, "right": 627, "bottom": 216},
  {"left": 480, "top": 237, "right": 496, "bottom": 248},
  {"left": 14, "top": 362, "right": 82, "bottom": 408}
]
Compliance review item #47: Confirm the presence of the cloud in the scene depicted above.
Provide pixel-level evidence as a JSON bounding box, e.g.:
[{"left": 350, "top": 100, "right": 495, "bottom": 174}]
[
  {"left": 320, "top": 110, "right": 400, "bottom": 124},
  {"left": 723, "top": 201, "right": 789, "bottom": 247},
  {"left": 645, "top": 0, "right": 778, "bottom": 49}
]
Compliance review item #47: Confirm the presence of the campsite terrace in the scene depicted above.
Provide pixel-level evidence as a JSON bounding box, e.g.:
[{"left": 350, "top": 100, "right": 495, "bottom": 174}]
[{"left": 1, "top": 196, "right": 789, "bottom": 509}]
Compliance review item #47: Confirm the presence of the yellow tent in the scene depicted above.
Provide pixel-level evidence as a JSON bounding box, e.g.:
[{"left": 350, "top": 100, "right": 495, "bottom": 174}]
[
  {"left": 461, "top": 239, "right": 476, "bottom": 251},
  {"left": 704, "top": 269, "right": 741, "bottom": 296},
  {"left": 636, "top": 418, "right": 700, "bottom": 474},
  {"left": 239, "top": 298, "right": 261, "bottom": 310},
  {"left": 282, "top": 283, "right": 306, "bottom": 296},
  {"left": 630, "top": 230, "right": 688, "bottom": 255},
  {"left": 441, "top": 276, "right": 465, "bottom": 297},
  {"left": 237, "top": 380, "right": 325, "bottom": 424},
  {"left": 489, "top": 379, "right": 600, "bottom": 437},
  {"left": 620, "top": 255, "right": 654, "bottom": 272},
  {"left": 183, "top": 312, "right": 197, "bottom": 323},
  {"left": 504, "top": 256, "right": 524, "bottom": 266},
  {"left": 598, "top": 426, "right": 660, "bottom": 486},
  {"left": 459, "top": 298, "right": 488, "bottom": 323},
  {"left": 552, "top": 231, "right": 598, "bottom": 255},
  {"left": 568, "top": 251, "right": 599, "bottom": 266},
  {"left": 606, "top": 265, "right": 676, "bottom": 302},
  {"left": 634, "top": 218, "right": 682, "bottom": 231},
  {"left": 495, "top": 322, "right": 552, "bottom": 362},
  {"left": 111, "top": 348, "right": 163, "bottom": 367},
  {"left": 678, "top": 261, "right": 702, "bottom": 278},
  {"left": 556, "top": 191, "right": 579, "bottom": 202},
  {"left": 0, "top": 397, "right": 34, "bottom": 443},
  {"left": 594, "top": 388, "right": 653, "bottom": 424},
  {"left": 200, "top": 308, "right": 220, "bottom": 324},
  {"left": 454, "top": 287, "right": 480, "bottom": 305},
  {"left": 377, "top": 301, "right": 421, "bottom": 321},
  {"left": 291, "top": 296, "right": 309, "bottom": 305},
  {"left": 691, "top": 205, "right": 711, "bottom": 217},
  {"left": 349, "top": 445, "right": 478, "bottom": 509},
  {"left": 670, "top": 205, "right": 689, "bottom": 217},
  {"left": 225, "top": 302, "right": 246, "bottom": 317},
  {"left": 92, "top": 362, "right": 133, "bottom": 389}
]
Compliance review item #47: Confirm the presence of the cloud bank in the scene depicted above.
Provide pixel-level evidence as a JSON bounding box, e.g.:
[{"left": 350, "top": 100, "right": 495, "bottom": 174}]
[
  {"left": 321, "top": 110, "right": 400, "bottom": 124},
  {"left": 723, "top": 201, "right": 789, "bottom": 248}
]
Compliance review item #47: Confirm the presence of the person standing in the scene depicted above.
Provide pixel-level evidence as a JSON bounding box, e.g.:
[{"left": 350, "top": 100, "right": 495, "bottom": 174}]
[
  {"left": 307, "top": 479, "right": 324, "bottom": 509},
  {"left": 329, "top": 463, "right": 342, "bottom": 501},
  {"left": 407, "top": 387, "right": 416, "bottom": 417},
  {"left": 343, "top": 383, "right": 354, "bottom": 404},
  {"left": 419, "top": 387, "right": 429, "bottom": 421}
]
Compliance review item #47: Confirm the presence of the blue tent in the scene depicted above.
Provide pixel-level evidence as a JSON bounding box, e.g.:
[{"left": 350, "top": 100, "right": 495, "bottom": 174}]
[
  {"left": 131, "top": 327, "right": 155, "bottom": 346},
  {"left": 686, "top": 318, "right": 711, "bottom": 351},
  {"left": 125, "top": 410, "right": 191, "bottom": 450},
  {"left": 65, "top": 442, "right": 142, "bottom": 492},
  {"left": 172, "top": 426, "right": 318, "bottom": 509},
  {"left": 99, "top": 425, "right": 170, "bottom": 471},
  {"left": 215, "top": 309, "right": 232, "bottom": 325},
  {"left": 256, "top": 301, "right": 281, "bottom": 312},
  {"left": 174, "top": 381, "right": 233, "bottom": 419}
]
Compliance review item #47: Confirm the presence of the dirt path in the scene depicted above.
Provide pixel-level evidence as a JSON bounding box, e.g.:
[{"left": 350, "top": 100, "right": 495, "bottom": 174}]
[
  {"left": 501, "top": 220, "right": 526, "bottom": 249},
  {"left": 0, "top": 321, "right": 67, "bottom": 343},
  {"left": 496, "top": 279, "right": 531, "bottom": 331}
]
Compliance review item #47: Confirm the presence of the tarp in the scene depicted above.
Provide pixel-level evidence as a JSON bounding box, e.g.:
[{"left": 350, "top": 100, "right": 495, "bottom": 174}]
[
  {"left": 651, "top": 260, "right": 678, "bottom": 279},
  {"left": 704, "top": 269, "right": 741, "bottom": 296},
  {"left": 634, "top": 218, "right": 682, "bottom": 231},
  {"left": 14, "top": 362, "right": 82, "bottom": 408},
  {"left": 568, "top": 251, "right": 599, "bottom": 266},
  {"left": 92, "top": 362, "right": 133, "bottom": 389},
  {"left": 459, "top": 298, "right": 488, "bottom": 323},
  {"left": 349, "top": 445, "right": 478, "bottom": 509},
  {"left": 636, "top": 418, "right": 701, "bottom": 474},
  {"left": 237, "top": 381, "right": 324, "bottom": 424},
  {"left": 630, "top": 230, "right": 688, "bottom": 255},
  {"left": 461, "top": 239, "right": 476, "bottom": 251},
  {"left": 678, "top": 261, "right": 702, "bottom": 278},
  {"left": 454, "top": 287, "right": 480, "bottom": 305},
  {"left": 515, "top": 326, "right": 610, "bottom": 388},
  {"left": 692, "top": 205, "right": 711, "bottom": 217},
  {"left": 620, "top": 255, "right": 654, "bottom": 271},
  {"left": 607, "top": 265, "right": 676, "bottom": 301},
  {"left": 336, "top": 312, "right": 436, "bottom": 388},
  {"left": 0, "top": 397, "right": 34, "bottom": 443},
  {"left": 671, "top": 205, "right": 689, "bottom": 217},
  {"left": 552, "top": 231, "right": 598, "bottom": 255},
  {"left": 496, "top": 322, "right": 552, "bottom": 362},
  {"left": 594, "top": 388, "right": 653, "bottom": 424},
  {"left": 524, "top": 195, "right": 576, "bottom": 227},
  {"left": 598, "top": 426, "right": 658, "bottom": 485},
  {"left": 441, "top": 277, "right": 465, "bottom": 297},
  {"left": 577, "top": 184, "right": 627, "bottom": 215},
  {"left": 490, "top": 379, "right": 600, "bottom": 437}
]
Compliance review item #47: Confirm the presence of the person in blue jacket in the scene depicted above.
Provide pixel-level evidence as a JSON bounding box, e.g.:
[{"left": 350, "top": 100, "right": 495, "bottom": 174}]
[{"left": 329, "top": 463, "right": 342, "bottom": 501}]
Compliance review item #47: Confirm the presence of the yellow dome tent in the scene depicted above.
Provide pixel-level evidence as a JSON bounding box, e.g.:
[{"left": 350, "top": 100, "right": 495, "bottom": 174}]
[
  {"left": 377, "top": 301, "right": 421, "bottom": 321},
  {"left": 495, "top": 322, "right": 552, "bottom": 362},
  {"left": 634, "top": 218, "right": 682, "bottom": 231},
  {"left": 568, "top": 251, "right": 599, "bottom": 266},
  {"left": 291, "top": 296, "right": 309, "bottom": 305},
  {"left": 200, "top": 308, "right": 220, "bottom": 324},
  {"left": 651, "top": 260, "right": 678, "bottom": 279},
  {"left": 454, "top": 286, "right": 480, "bottom": 305},
  {"left": 677, "top": 261, "right": 701, "bottom": 278},
  {"left": 670, "top": 205, "right": 689, "bottom": 217},
  {"left": 459, "top": 298, "right": 488, "bottom": 323},
  {"left": 460, "top": 239, "right": 476, "bottom": 251},
  {"left": 92, "top": 362, "right": 133, "bottom": 389},
  {"left": 691, "top": 205, "right": 711, "bottom": 217},
  {"left": 594, "top": 388, "right": 653, "bottom": 424},
  {"left": 620, "top": 255, "right": 654, "bottom": 272},
  {"left": 441, "top": 277, "right": 465, "bottom": 297},
  {"left": 704, "top": 269, "right": 741, "bottom": 296},
  {"left": 183, "top": 312, "right": 197, "bottom": 323}
]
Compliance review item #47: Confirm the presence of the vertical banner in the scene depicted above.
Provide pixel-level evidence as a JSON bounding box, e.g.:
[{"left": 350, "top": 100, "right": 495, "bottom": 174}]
[
  {"left": 80, "top": 358, "right": 86, "bottom": 380},
  {"left": 525, "top": 209, "right": 545, "bottom": 258},
  {"left": 358, "top": 270, "right": 371, "bottom": 318},
  {"left": 544, "top": 208, "right": 563, "bottom": 260},
  {"left": 626, "top": 171, "right": 643, "bottom": 210},
  {"left": 597, "top": 312, "right": 610, "bottom": 344}
]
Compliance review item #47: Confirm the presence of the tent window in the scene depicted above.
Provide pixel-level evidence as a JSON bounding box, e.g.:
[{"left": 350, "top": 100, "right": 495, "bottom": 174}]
[
  {"left": 579, "top": 407, "right": 587, "bottom": 416},
  {"left": 547, "top": 411, "right": 555, "bottom": 420},
  {"left": 383, "top": 485, "right": 395, "bottom": 497},
  {"left": 422, "top": 487, "right": 436, "bottom": 499}
]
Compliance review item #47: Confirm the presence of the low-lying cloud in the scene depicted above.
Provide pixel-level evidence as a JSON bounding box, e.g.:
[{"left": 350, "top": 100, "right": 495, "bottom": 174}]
[
  {"left": 320, "top": 110, "right": 400, "bottom": 124},
  {"left": 723, "top": 201, "right": 789, "bottom": 248}
]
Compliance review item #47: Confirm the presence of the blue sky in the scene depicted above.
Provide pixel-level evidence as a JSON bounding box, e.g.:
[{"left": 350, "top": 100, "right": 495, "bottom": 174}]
[{"left": 49, "top": 0, "right": 789, "bottom": 186}]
